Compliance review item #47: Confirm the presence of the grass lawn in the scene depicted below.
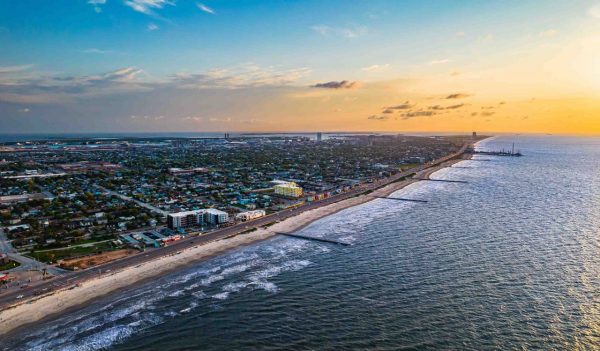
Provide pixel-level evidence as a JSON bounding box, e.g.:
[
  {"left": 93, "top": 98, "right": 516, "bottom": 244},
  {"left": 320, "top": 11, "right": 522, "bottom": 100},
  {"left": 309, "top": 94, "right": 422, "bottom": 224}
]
[
  {"left": 29, "top": 242, "right": 115, "bottom": 264},
  {"left": 0, "top": 260, "right": 21, "bottom": 271}
]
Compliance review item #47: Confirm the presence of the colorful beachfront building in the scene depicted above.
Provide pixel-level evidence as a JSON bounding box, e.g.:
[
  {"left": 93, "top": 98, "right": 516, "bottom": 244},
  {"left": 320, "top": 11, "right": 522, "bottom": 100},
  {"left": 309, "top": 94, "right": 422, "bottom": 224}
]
[{"left": 273, "top": 182, "right": 303, "bottom": 198}]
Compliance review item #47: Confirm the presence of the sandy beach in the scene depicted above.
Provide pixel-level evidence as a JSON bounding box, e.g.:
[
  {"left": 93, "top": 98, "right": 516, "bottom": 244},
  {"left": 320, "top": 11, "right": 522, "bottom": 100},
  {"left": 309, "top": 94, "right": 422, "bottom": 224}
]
[{"left": 0, "top": 158, "right": 465, "bottom": 335}]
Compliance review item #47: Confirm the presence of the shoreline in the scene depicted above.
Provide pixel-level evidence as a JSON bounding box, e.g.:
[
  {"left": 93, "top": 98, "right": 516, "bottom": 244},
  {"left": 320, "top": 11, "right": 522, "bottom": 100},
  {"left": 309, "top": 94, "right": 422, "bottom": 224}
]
[{"left": 0, "top": 154, "right": 473, "bottom": 336}]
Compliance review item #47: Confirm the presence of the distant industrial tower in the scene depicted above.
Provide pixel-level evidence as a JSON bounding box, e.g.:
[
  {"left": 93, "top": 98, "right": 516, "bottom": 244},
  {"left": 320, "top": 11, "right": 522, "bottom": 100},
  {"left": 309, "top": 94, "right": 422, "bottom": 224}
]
[
  {"left": 472, "top": 131, "right": 477, "bottom": 138},
  {"left": 316, "top": 132, "right": 322, "bottom": 142}
]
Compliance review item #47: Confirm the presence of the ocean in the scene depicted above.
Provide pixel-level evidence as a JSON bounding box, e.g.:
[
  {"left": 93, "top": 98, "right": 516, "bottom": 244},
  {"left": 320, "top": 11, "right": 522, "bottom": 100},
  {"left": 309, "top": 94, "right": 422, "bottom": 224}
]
[{"left": 2, "top": 135, "right": 600, "bottom": 350}]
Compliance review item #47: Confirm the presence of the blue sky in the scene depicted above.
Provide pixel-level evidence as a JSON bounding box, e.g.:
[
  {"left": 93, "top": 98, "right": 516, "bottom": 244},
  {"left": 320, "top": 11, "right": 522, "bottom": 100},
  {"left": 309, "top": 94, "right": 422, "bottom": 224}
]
[{"left": 1, "top": 1, "right": 600, "bottom": 134}]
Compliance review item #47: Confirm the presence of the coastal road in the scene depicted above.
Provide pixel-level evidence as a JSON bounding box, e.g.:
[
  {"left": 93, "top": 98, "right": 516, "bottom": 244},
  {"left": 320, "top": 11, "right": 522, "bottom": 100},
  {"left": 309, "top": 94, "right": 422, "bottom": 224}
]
[
  {"left": 0, "top": 143, "right": 472, "bottom": 309},
  {"left": 1, "top": 228, "right": 67, "bottom": 276},
  {"left": 0, "top": 228, "right": 13, "bottom": 254}
]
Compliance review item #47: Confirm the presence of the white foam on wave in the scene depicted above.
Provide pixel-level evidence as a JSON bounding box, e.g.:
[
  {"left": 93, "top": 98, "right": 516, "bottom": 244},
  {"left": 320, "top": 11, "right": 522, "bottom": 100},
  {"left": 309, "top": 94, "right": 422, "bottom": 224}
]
[
  {"left": 222, "top": 281, "right": 250, "bottom": 293},
  {"left": 168, "top": 290, "right": 185, "bottom": 297},
  {"left": 192, "top": 290, "right": 207, "bottom": 299},
  {"left": 212, "top": 292, "right": 230, "bottom": 300},
  {"left": 179, "top": 301, "right": 199, "bottom": 314}
]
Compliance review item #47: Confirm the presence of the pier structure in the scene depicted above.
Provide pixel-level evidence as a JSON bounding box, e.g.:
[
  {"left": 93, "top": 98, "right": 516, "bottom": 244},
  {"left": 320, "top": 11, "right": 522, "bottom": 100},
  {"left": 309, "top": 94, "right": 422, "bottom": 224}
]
[
  {"left": 275, "top": 232, "right": 352, "bottom": 246},
  {"left": 417, "top": 178, "right": 468, "bottom": 183},
  {"left": 373, "top": 197, "right": 428, "bottom": 203}
]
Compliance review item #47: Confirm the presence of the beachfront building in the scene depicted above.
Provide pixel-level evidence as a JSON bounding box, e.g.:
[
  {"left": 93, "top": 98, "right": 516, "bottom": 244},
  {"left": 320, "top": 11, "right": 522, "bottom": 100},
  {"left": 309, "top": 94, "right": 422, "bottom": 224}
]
[
  {"left": 235, "top": 209, "right": 266, "bottom": 222},
  {"left": 274, "top": 182, "right": 303, "bottom": 198},
  {"left": 167, "top": 210, "right": 205, "bottom": 229},
  {"left": 205, "top": 209, "right": 229, "bottom": 225},
  {"left": 168, "top": 209, "right": 229, "bottom": 229}
]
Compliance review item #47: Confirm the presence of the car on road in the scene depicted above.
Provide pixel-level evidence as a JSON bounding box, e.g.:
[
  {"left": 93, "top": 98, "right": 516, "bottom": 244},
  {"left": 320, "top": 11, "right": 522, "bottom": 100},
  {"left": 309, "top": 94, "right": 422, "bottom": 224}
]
[{"left": 16, "top": 295, "right": 23, "bottom": 299}]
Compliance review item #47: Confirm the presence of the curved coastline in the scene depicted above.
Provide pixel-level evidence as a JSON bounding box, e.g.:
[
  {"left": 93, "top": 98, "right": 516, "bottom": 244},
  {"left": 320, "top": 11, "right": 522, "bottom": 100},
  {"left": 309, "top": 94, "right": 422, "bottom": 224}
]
[{"left": 0, "top": 144, "right": 481, "bottom": 336}]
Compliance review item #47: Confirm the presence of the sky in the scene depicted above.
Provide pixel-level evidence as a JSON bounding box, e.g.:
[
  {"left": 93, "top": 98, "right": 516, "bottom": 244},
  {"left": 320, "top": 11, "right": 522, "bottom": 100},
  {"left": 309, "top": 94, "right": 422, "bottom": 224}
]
[{"left": 2, "top": 0, "right": 600, "bottom": 134}]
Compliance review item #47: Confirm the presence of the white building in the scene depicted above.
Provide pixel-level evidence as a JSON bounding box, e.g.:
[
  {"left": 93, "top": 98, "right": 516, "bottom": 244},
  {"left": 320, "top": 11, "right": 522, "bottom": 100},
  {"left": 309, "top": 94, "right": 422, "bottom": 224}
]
[
  {"left": 168, "top": 209, "right": 230, "bottom": 229},
  {"left": 205, "top": 209, "right": 229, "bottom": 225},
  {"left": 235, "top": 209, "right": 266, "bottom": 222},
  {"left": 167, "top": 210, "right": 205, "bottom": 229}
]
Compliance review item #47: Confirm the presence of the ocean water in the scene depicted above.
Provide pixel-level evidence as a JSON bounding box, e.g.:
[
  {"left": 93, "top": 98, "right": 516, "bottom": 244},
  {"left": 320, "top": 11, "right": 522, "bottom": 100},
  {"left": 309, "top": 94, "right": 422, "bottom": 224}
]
[{"left": 2, "top": 135, "right": 600, "bottom": 350}]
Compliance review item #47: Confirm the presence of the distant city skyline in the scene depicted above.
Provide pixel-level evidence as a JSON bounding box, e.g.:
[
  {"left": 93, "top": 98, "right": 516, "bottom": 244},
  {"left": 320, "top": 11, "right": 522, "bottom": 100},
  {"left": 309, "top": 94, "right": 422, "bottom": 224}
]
[{"left": 2, "top": 1, "right": 600, "bottom": 134}]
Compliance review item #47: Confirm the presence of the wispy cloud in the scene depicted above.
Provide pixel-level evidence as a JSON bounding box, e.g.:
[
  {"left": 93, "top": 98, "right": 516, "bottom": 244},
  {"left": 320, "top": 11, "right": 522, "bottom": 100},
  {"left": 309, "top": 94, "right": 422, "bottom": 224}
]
[
  {"left": 0, "top": 67, "right": 149, "bottom": 103},
  {"left": 0, "top": 64, "right": 312, "bottom": 104},
  {"left": 428, "top": 103, "right": 464, "bottom": 110},
  {"left": 81, "top": 48, "right": 113, "bottom": 54},
  {"left": 340, "top": 26, "right": 367, "bottom": 38},
  {"left": 173, "top": 65, "right": 311, "bottom": 89},
  {"left": 385, "top": 102, "right": 414, "bottom": 110},
  {"left": 0, "top": 65, "right": 34, "bottom": 74},
  {"left": 367, "top": 115, "right": 390, "bottom": 121},
  {"left": 311, "top": 25, "right": 368, "bottom": 38},
  {"left": 124, "top": 0, "right": 174, "bottom": 15},
  {"left": 429, "top": 59, "right": 449, "bottom": 65},
  {"left": 445, "top": 93, "right": 471, "bottom": 99},
  {"left": 88, "top": 0, "right": 106, "bottom": 13},
  {"left": 401, "top": 111, "right": 436, "bottom": 120},
  {"left": 361, "top": 64, "right": 390, "bottom": 72},
  {"left": 196, "top": 2, "right": 216, "bottom": 15},
  {"left": 147, "top": 23, "right": 159, "bottom": 31},
  {"left": 311, "top": 25, "right": 329, "bottom": 36},
  {"left": 310, "top": 80, "right": 359, "bottom": 89}
]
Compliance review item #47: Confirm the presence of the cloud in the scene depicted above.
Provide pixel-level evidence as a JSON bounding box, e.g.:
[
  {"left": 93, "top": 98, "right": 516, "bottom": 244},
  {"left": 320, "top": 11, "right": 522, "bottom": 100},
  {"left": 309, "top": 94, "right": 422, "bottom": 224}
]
[
  {"left": 429, "top": 59, "right": 450, "bottom": 65},
  {"left": 382, "top": 109, "right": 394, "bottom": 114},
  {"left": 311, "top": 25, "right": 330, "bottom": 36},
  {"left": 310, "top": 80, "right": 359, "bottom": 89},
  {"left": 88, "top": 0, "right": 106, "bottom": 13},
  {"left": 539, "top": 29, "right": 557, "bottom": 37},
  {"left": 81, "top": 48, "right": 113, "bottom": 54},
  {"left": 362, "top": 64, "right": 390, "bottom": 72},
  {"left": 130, "top": 114, "right": 165, "bottom": 121},
  {"left": 455, "top": 31, "right": 465, "bottom": 37},
  {"left": 147, "top": 23, "right": 159, "bottom": 31},
  {"left": 196, "top": 2, "right": 216, "bottom": 14},
  {"left": 0, "top": 67, "right": 149, "bottom": 103},
  {"left": 481, "top": 111, "right": 495, "bottom": 116},
  {"left": 340, "top": 26, "right": 368, "bottom": 38},
  {"left": 367, "top": 115, "right": 389, "bottom": 121},
  {"left": 386, "top": 102, "right": 414, "bottom": 110},
  {"left": 311, "top": 25, "right": 367, "bottom": 38},
  {"left": 175, "top": 65, "right": 311, "bottom": 89},
  {"left": 0, "top": 65, "right": 35, "bottom": 74},
  {"left": 400, "top": 111, "right": 436, "bottom": 119},
  {"left": 0, "top": 64, "right": 312, "bottom": 104},
  {"left": 428, "top": 103, "right": 464, "bottom": 110},
  {"left": 445, "top": 93, "right": 471, "bottom": 99},
  {"left": 18, "top": 107, "right": 30, "bottom": 113},
  {"left": 124, "top": 0, "right": 174, "bottom": 15}
]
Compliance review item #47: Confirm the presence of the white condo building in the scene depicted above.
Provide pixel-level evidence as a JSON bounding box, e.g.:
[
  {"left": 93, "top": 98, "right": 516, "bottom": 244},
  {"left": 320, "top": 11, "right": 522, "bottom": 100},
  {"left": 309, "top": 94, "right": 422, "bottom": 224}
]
[{"left": 167, "top": 209, "right": 229, "bottom": 229}]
